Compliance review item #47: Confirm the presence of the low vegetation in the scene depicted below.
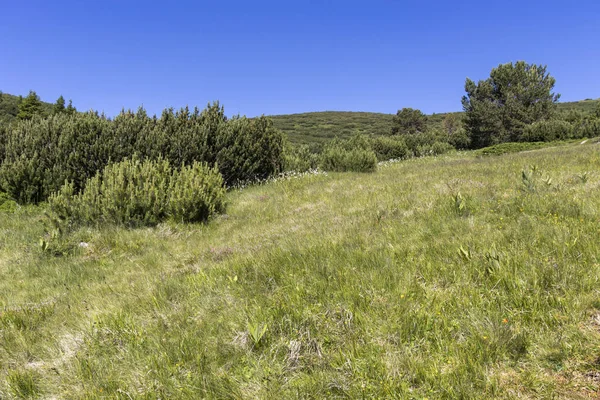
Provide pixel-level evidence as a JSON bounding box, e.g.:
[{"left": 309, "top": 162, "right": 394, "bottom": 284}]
[
  {"left": 1, "top": 142, "right": 599, "bottom": 398},
  {"left": 49, "top": 157, "right": 226, "bottom": 227}
]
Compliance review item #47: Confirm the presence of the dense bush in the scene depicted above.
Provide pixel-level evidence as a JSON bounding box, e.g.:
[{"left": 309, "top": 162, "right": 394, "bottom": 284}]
[
  {"left": 521, "top": 118, "right": 600, "bottom": 142},
  {"left": 214, "top": 116, "right": 285, "bottom": 183},
  {"left": 391, "top": 108, "right": 428, "bottom": 134},
  {"left": 319, "top": 139, "right": 378, "bottom": 172},
  {"left": 286, "top": 131, "right": 453, "bottom": 173},
  {"left": 521, "top": 120, "right": 574, "bottom": 142},
  {"left": 283, "top": 143, "right": 319, "bottom": 172},
  {"left": 370, "top": 136, "right": 410, "bottom": 161},
  {"left": 573, "top": 119, "right": 600, "bottom": 138},
  {"left": 402, "top": 131, "right": 454, "bottom": 157},
  {"left": 403, "top": 131, "right": 438, "bottom": 152},
  {"left": 0, "top": 191, "right": 17, "bottom": 213},
  {"left": 0, "top": 113, "right": 112, "bottom": 203},
  {"left": 0, "top": 123, "right": 6, "bottom": 163},
  {"left": 49, "top": 157, "right": 225, "bottom": 226},
  {"left": 447, "top": 128, "right": 471, "bottom": 149},
  {"left": 0, "top": 103, "right": 284, "bottom": 203},
  {"left": 415, "top": 141, "right": 455, "bottom": 157},
  {"left": 168, "top": 162, "right": 226, "bottom": 223}
]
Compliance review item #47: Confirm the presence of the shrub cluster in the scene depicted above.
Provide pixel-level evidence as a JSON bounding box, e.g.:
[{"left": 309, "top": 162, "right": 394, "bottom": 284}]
[
  {"left": 370, "top": 136, "right": 410, "bottom": 161},
  {"left": 319, "top": 145, "right": 378, "bottom": 173},
  {"left": 0, "top": 191, "right": 17, "bottom": 213},
  {"left": 521, "top": 118, "right": 600, "bottom": 142},
  {"left": 49, "top": 157, "right": 225, "bottom": 227},
  {"left": 0, "top": 103, "right": 284, "bottom": 204},
  {"left": 317, "top": 136, "right": 377, "bottom": 172},
  {"left": 521, "top": 120, "right": 575, "bottom": 142},
  {"left": 282, "top": 132, "right": 456, "bottom": 173},
  {"left": 283, "top": 143, "right": 320, "bottom": 172}
]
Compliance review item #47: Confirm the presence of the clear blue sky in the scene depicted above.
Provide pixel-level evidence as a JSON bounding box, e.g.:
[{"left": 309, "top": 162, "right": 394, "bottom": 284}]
[{"left": 1, "top": 1, "right": 599, "bottom": 117}]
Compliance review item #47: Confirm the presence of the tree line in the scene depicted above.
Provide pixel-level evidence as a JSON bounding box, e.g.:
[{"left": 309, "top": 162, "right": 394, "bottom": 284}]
[
  {"left": 0, "top": 103, "right": 284, "bottom": 204},
  {"left": 391, "top": 61, "right": 600, "bottom": 148},
  {"left": 0, "top": 90, "right": 76, "bottom": 123}
]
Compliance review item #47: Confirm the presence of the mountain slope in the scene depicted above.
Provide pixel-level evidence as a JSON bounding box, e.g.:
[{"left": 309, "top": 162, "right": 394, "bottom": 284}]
[
  {"left": 1, "top": 141, "right": 599, "bottom": 398},
  {"left": 271, "top": 99, "right": 600, "bottom": 145}
]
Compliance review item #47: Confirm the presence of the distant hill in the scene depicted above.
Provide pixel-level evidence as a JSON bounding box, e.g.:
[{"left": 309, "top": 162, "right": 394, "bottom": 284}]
[
  {"left": 0, "top": 92, "right": 54, "bottom": 125},
  {"left": 271, "top": 99, "right": 600, "bottom": 145}
]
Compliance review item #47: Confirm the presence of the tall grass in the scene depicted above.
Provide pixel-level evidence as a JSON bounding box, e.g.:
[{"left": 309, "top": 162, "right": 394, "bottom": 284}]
[{"left": 0, "top": 142, "right": 599, "bottom": 398}]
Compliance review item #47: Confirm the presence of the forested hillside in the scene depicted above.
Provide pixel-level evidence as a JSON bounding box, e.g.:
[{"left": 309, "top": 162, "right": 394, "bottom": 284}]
[{"left": 0, "top": 91, "right": 69, "bottom": 125}]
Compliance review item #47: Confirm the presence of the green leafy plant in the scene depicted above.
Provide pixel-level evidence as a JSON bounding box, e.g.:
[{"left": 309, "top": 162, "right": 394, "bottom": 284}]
[
  {"left": 283, "top": 143, "right": 319, "bottom": 172},
  {"left": 458, "top": 245, "right": 472, "bottom": 261},
  {"left": 247, "top": 322, "right": 268, "bottom": 348},
  {"left": 577, "top": 171, "right": 589, "bottom": 183},
  {"left": 452, "top": 191, "right": 468, "bottom": 215},
  {"left": 521, "top": 169, "right": 536, "bottom": 193},
  {"left": 521, "top": 119, "right": 573, "bottom": 142}
]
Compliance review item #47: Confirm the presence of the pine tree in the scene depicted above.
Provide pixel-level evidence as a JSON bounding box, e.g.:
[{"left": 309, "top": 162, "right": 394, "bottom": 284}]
[
  {"left": 462, "top": 61, "right": 560, "bottom": 148},
  {"left": 66, "top": 99, "right": 77, "bottom": 115},
  {"left": 17, "top": 90, "right": 45, "bottom": 120},
  {"left": 391, "top": 108, "right": 428, "bottom": 135},
  {"left": 53, "top": 95, "right": 66, "bottom": 114},
  {"left": 442, "top": 114, "right": 460, "bottom": 137}
]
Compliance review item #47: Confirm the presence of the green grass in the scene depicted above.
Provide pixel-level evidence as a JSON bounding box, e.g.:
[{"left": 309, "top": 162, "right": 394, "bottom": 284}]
[
  {"left": 472, "top": 140, "right": 587, "bottom": 156},
  {"left": 271, "top": 100, "right": 600, "bottom": 145},
  {"left": 1, "top": 142, "right": 600, "bottom": 398}
]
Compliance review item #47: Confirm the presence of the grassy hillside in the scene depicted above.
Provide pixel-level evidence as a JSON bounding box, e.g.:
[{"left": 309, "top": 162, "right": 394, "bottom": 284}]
[
  {"left": 272, "top": 99, "right": 600, "bottom": 145},
  {"left": 270, "top": 111, "right": 395, "bottom": 145},
  {"left": 558, "top": 98, "right": 600, "bottom": 114},
  {"left": 1, "top": 141, "right": 600, "bottom": 398}
]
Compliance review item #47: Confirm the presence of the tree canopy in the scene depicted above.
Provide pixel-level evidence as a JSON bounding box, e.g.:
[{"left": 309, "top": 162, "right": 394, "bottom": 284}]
[
  {"left": 53, "top": 95, "right": 66, "bottom": 115},
  {"left": 391, "top": 108, "right": 428, "bottom": 135},
  {"left": 17, "top": 90, "right": 46, "bottom": 120},
  {"left": 462, "top": 61, "right": 560, "bottom": 148}
]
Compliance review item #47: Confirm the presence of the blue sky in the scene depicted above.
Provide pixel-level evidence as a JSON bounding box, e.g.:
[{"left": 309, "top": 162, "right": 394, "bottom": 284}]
[{"left": 1, "top": 1, "right": 599, "bottom": 117}]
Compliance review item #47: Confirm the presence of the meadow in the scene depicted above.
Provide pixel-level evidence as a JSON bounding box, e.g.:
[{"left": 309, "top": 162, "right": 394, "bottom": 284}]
[{"left": 1, "top": 140, "right": 599, "bottom": 399}]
